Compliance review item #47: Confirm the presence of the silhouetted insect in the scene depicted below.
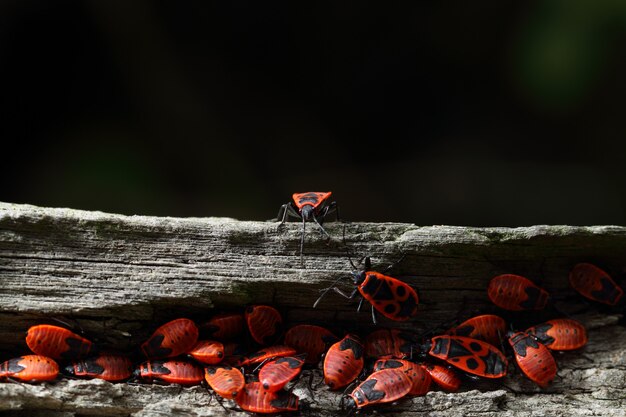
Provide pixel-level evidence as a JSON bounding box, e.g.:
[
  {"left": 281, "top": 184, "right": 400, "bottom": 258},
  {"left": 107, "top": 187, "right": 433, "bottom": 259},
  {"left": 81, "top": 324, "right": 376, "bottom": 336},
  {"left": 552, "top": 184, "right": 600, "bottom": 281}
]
[
  {"left": 276, "top": 192, "right": 337, "bottom": 263},
  {"left": 526, "top": 318, "right": 588, "bottom": 351},
  {"left": 245, "top": 305, "right": 283, "bottom": 346},
  {"left": 236, "top": 381, "right": 300, "bottom": 414},
  {"left": 487, "top": 274, "right": 549, "bottom": 311},
  {"left": 424, "top": 363, "right": 461, "bottom": 392},
  {"left": 188, "top": 340, "right": 224, "bottom": 365},
  {"left": 26, "top": 324, "right": 93, "bottom": 361},
  {"left": 323, "top": 334, "right": 364, "bottom": 390},
  {"left": 259, "top": 355, "right": 306, "bottom": 392},
  {"left": 344, "top": 368, "right": 414, "bottom": 410},
  {"left": 141, "top": 318, "right": 199, "bottom": 359},
  {"left": 372, "top": 358, "right": 432, "bottom": 395},
  {"left": 239, "top": 345, "right": 297, "bottom": 367},
  {"left": 508, "top": 331, "right": 557, "bottom": 388},
  {"left": 284, "top": 324, "right": 338, "bottom": 364},
  {"left": 422, "top": 335, "right": 508, "bottom": 379},
  {"left": 365, "top": 328, "right": 417, "bottom": 359},
  {"left": 65, "top": 353, "right": 132, "bottom": 382},
  {"left": 134, "top": 359, "right": 204, "bottom": 385},
  {"left": 445, "top": 314, "right": 506, "bottom": 347},
  {"left": 222, "top": 342, "right": 248, "bottom": 366},
  {"left": 204, "top": 366, "right": 245, "bottom": 400},
  {"left": 569, "top": 263, "right": 623, "bottom": 306},
  {"left": 0, "top": 355, "right": 59, "bottom": 383},
  {"left": 314, "top": 256, "right": 418, "bottom": 324},
  {"left": 201, "top": 313, "right": 245, "bottom": 341}
]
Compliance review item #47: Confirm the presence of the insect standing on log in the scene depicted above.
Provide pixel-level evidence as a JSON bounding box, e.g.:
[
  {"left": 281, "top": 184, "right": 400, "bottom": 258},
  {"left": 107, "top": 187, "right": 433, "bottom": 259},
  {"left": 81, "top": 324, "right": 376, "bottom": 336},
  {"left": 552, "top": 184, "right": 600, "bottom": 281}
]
[
  {"left": 314, "top": 256, "right": 419, "bottom": 324},
  {"left": 276, "top": 192, "right": 338, "bottom": 263}
]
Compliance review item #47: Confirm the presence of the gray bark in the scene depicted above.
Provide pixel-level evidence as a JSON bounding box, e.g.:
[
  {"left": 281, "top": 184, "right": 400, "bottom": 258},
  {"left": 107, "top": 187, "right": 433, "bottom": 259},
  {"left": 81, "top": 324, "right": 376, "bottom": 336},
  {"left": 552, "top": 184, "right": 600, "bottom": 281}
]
[{"left": 0, "top": 202, "right": 625, "bottom": 416}]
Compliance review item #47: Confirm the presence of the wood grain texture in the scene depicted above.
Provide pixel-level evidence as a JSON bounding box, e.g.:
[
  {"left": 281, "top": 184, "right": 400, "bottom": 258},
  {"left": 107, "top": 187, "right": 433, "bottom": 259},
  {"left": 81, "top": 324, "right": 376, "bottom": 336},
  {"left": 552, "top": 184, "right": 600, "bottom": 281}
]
[{"left": 1, "top": 202, "right": 625, "bottom": 416}]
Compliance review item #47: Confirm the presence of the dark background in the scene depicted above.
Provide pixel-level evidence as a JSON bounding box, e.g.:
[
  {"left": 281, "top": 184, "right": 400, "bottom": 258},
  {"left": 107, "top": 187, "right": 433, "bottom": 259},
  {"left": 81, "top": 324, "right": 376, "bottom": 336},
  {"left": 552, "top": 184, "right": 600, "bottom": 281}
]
[{"left": 1, "top": 1, "right": 625, "bottom": 226}]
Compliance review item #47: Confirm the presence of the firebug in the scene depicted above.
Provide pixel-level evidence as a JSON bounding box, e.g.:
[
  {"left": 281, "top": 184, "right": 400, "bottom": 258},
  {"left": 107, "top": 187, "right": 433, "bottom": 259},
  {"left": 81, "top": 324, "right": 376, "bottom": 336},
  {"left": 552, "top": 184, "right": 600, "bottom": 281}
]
[
  {"left": 323, "top": 334, "right": 364, "bottom": 390},
  {"left": 284, "top": 324, "right": 338, "bottom": 364},
  {"left": 487, "top": 274, "right": 549, "bottom": 311},
  {"left": 508, "top": 331, "right": 557, "bottom": 388},
  {"left": 423, "top": 335, "right": 508, "bottom": 379},
  {"left": 276, "top": 192, "right": 337, "bottom": 263},
  {"left": 134, "top": 359, "right": 204, "bottom": 386},
  {"left": 26, "top": 324, "right": 94, "bottom": 361},
  {"left": 569, "top": 263, "right": 623, "bottom": 306},
  {"left": 526, "top": 318, "right": 587, "bottom": 351},
  {"left": 314, "top": 256, "right": 418, "bottom": 324},
  {"left": 65, "top": 353, "right": 132, "bottom": 382},
  {"left": 245, "top": 305, "right": 282, "bottom": 346},
  {"left": 0, "top": 355, "right": 59, "bottom": 383},
  {"left": 204, "top": 366, "right": 245, "bottom": 400},
  {"left": 235, "top": 381, "right": 300, "bottom": 414},
  {"left": 141, "top": 318, "right": 198, "bottom": 359}
]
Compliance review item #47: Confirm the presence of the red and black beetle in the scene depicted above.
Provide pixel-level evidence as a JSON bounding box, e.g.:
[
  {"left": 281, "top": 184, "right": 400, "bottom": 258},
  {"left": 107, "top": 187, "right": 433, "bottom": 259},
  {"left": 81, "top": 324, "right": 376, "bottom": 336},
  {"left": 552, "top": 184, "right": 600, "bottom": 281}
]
[
  {"left": 141, "top": 318, "right": 199, "bottom": 359},
  {"left": 569, "top": 263, "right": 623, "bottom": 306},
  {"left": 65, "top": 353, "right": 133, "bottom": 382},
  {"left": 0, "top": 355, "right": 59, "bottom": 383},
  {"left": 526, "top": 318, "right": 588, "bottom": 351},
  {"left": 236, "top": 381, "right": 300, "bottom": 414},
  {"left": 134, "top": 359, "right": 204, "bottom": 386},
  {"left": 245, "top": 305, "right": 283, "bottom": 346},
  {"left": 276, "top": 192, "right": 338, "bottom": 263},
  {"left": 424, "top": 363, "right": 461, "bottom": 392},
  {"left": 26, "top": 324, "right": 94, "bottom": 361},
  {"left": 445, "top": 314, "right": 506, "bottom": 347},
  {"left": 323, "top": 334, "right": 364, "bottom": 390},
  {"left": 508, "top": 331, "right": 557, "bottom": 388},
  {"left": 188, "top": 340, "right": 224, "bottom": 365},
  {"left": 423, "top": 335, "right": 508, "bottom": 379},
  {"left": 365, "top": 328, "right": 417, "bottom": 359},
  {"left": 201, "top": 313, "right": 245, "bottom": 341},
  {"left": 238, "top": 345, "right": 297, "bottom": 367},
  {"left": 204, "top": 366, "right": 245, "bottom": 400},
  {"left": 284, "top": 324, "right": 338, "bottom": 364},
  {"left": 344, "top": 368, "right": 414, "bottom": 410},
  {"left": 258, "top": 355, "right": 306, "bottom": 392},
  {"left": 487, "top": 274, "right": 549, "bottom": 311},
  {"left": 372, "top": 358, "right": 432, "bottom": 396},
  {"left": 314, "top": 256, "right": 419, "bottom": 324}
]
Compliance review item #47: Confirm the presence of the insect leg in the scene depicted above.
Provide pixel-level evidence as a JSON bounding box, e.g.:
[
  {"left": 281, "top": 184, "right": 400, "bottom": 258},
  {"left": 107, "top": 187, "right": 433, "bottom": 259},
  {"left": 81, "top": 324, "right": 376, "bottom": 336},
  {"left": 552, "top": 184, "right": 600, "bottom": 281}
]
[
  {"left": 311, "top": 214, "right": 331, "bottom": 240},
  {"left": 371, "top": 304, "right": 378, "bottom": 325}
]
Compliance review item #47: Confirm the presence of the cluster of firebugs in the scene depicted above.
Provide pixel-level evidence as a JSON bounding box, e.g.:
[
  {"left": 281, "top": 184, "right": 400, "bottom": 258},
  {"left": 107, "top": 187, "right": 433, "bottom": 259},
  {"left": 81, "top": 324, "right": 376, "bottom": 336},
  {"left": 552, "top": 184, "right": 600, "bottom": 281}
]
[{"left": 1, "top": 192, "right": 624, "bottom": 414}]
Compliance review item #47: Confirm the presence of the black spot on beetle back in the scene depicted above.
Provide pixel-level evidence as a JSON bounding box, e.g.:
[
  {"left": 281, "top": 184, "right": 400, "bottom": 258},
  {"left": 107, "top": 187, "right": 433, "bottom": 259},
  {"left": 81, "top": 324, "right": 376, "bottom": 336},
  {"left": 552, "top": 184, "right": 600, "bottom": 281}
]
[
  {"left": 340, "top": 336, "right": 364, "bottom": 360},
  {"left": 447, "top": 339, "right": 473, "bottom": 359},
  {"left": 83, "top": 359, "right": 105, "bottom": 375},
  {"left": 359, "top": 378, "right": 386, "bottom": 402},
  {"left": 143, "top": 334, "right": 172, "bottom": 359},
  {"left": 592, "top": 278, "right": 621, "bottom": 304},
  {"left": 6, "top": 358, "right": 26, "bottom": 374}
]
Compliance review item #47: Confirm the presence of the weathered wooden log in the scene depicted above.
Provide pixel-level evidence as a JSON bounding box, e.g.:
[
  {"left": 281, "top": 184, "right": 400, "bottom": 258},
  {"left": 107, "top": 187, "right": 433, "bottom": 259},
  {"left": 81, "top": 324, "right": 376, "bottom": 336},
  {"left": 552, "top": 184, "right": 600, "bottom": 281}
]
[{"left": 1, "top": 202, "right": 625, "bottom": 416}]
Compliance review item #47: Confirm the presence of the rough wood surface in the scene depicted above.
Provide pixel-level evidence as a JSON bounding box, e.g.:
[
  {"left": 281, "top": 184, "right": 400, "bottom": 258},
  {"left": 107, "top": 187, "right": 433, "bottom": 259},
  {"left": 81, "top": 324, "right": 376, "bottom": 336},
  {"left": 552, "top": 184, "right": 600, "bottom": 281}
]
[{"left": 1, "top": 202, "right": 626, "bottom": 416}]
